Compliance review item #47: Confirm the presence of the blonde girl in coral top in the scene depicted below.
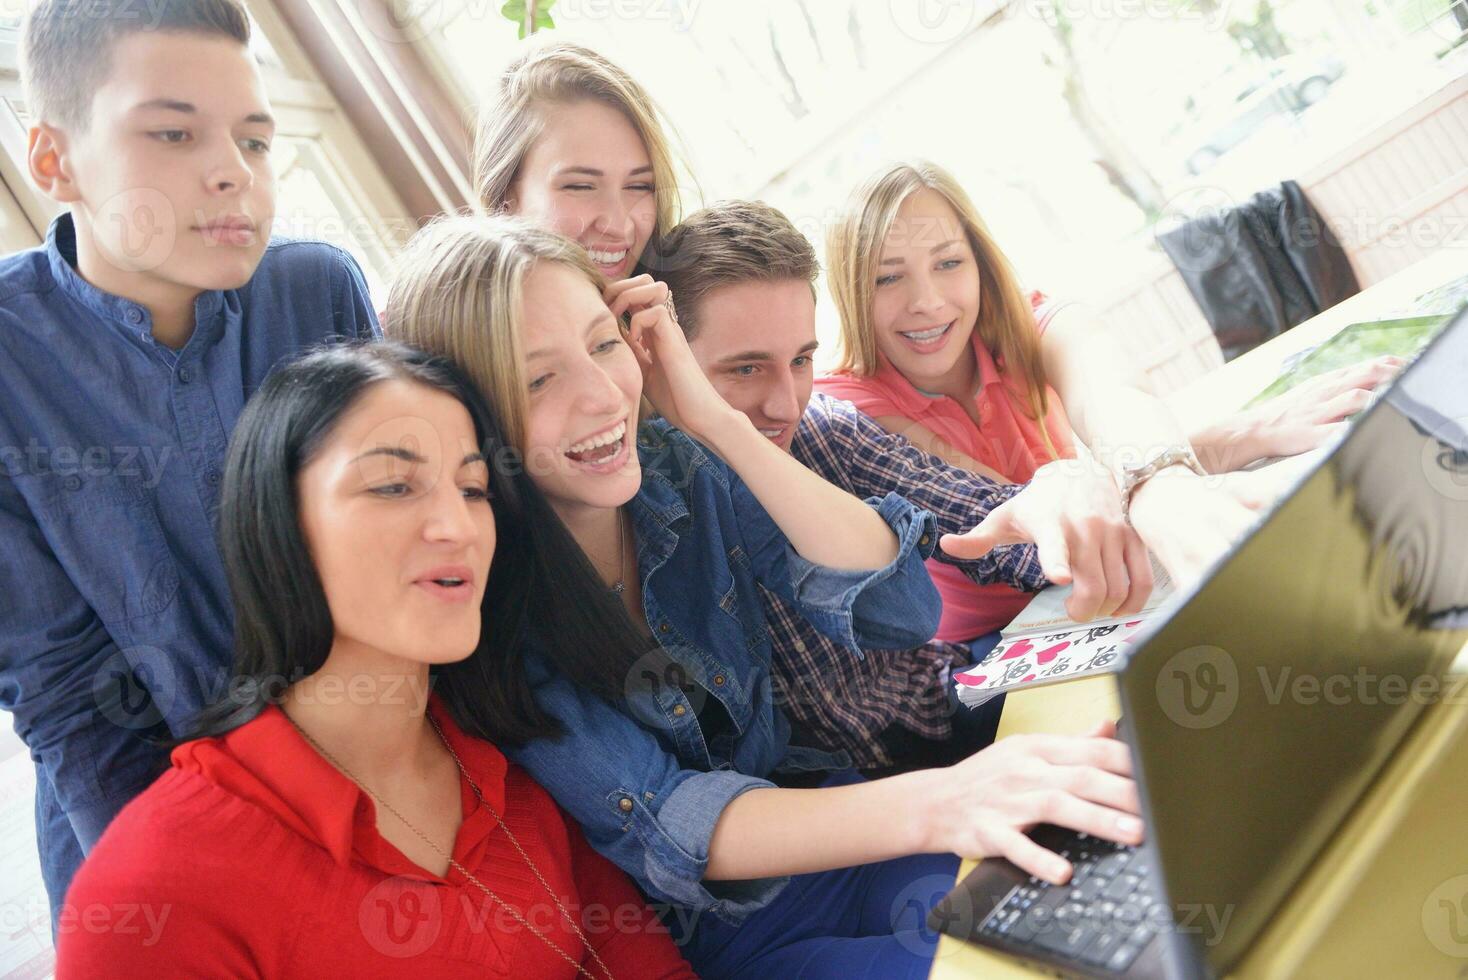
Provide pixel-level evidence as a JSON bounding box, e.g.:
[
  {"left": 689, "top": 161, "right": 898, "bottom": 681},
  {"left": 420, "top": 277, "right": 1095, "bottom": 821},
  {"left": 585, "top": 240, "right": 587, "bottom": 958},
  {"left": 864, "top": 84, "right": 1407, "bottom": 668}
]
[{"left": 819, "top": 160, "right": 1399, "bottom": 641}]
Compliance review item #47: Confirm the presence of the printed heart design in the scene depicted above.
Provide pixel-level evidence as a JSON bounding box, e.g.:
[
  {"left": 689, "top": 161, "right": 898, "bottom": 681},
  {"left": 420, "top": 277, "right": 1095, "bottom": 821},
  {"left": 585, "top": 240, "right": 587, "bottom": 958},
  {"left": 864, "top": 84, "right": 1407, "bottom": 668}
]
[
  {"left": 956, "top": 673, "right": 987, "bottom": 687},
  {"left": 1021, "top": 674, "right": 1037, "bottom": 683},
  {"left": 1000, "top": 639, "right": 1034, "bottom": 660},
  {"left": 1125, "top": 621, "right": 1142, "bottom": 627},
  {"left": 1033, "top": 641, "right": 1070, "bottom": 665}
]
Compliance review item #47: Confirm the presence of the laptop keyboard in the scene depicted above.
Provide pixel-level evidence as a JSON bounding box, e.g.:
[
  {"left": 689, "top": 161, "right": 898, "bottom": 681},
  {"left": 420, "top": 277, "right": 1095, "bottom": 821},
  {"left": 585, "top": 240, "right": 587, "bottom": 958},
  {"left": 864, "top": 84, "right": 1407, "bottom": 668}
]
[{"left": 976, "top": 832, "right": 1161, "bottom": 973}]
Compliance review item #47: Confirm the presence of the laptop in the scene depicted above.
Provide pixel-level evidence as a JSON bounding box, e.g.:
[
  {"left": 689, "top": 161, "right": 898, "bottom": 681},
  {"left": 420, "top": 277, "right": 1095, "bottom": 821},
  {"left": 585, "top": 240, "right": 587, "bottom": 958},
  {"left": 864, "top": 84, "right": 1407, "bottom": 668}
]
[{"left": 929, "top": 305, "right": 1468, "bottom": 979}]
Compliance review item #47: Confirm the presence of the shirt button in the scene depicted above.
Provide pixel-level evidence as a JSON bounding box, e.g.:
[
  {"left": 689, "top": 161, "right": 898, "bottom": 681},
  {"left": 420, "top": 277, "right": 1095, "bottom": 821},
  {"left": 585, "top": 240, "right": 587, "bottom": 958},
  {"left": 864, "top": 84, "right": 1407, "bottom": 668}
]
[
  {"left": 178, "top": 367, "right": 191, "bottom": 384},
  {"left": 63, "top": 475, "right": 82, "bottom": 491},
  {"left": 919, "top": 534, "right": 931, "bottom": 547},
  {"left": 658, "top": 623, "right": 671, "bottom": 634},
  {"left": 125, "top": 308, "right": 143, "bottom": 324},
  {"left": 206, "top": 469, "right": 222, "bottom": 487},
  {"left": 713, "top": 674, "right": 726, "bottom": 687},
  {"left": 618, "top": 797, "right": 634, "bottom": 813},
  {"left": 793, "top": 640, "right": 806, "bottom": 653},
  {"left": 672, "top": 704, "right": 687, "bottom": 717}
]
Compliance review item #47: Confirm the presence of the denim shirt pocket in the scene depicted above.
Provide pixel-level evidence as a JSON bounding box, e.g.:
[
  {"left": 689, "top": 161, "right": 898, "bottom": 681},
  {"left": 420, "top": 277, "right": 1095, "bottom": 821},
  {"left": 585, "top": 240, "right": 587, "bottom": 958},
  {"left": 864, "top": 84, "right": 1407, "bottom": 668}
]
[{"left": 25, "top": 470, "right": 181, "bottom": 624}]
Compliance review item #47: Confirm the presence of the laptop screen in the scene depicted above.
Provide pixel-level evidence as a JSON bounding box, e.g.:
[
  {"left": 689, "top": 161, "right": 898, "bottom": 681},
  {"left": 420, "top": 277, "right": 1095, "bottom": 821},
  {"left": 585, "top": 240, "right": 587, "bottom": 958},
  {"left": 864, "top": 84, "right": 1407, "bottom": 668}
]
[{"left": 1118, "top": 306, "right": 1468, "bottom": 971}]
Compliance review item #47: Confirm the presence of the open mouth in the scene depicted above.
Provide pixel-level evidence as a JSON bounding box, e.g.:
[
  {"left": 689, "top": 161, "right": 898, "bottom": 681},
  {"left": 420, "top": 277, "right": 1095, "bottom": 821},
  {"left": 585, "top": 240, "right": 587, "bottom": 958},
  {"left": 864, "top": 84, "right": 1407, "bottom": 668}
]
[
  {"left": 414, "top": 567, "right": 475, "bottom": 602},
  {"left": 898, "top": 321, "right": 954, "bottom": 353},
  {"left": 587, "top": 247, "right": 631, "bottom": 276},
  {"left": 565, "top": 419, "right": 631, "bottom": 471},
  {"left": 757, "top": 425, "right": 791, "bottom": 446}
]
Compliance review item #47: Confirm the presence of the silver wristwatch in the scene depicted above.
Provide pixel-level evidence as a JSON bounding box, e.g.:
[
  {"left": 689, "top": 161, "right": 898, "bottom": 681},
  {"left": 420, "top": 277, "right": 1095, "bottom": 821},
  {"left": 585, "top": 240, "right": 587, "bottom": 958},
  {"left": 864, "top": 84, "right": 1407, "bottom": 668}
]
[{"left": 1118, "top": 447, "right": 1205, "bottom": 523}]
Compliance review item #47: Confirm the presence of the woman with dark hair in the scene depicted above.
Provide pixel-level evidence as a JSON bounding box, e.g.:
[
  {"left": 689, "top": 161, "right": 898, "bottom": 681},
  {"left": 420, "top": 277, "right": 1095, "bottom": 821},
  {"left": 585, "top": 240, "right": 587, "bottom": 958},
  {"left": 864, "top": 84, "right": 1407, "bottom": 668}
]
[{"left": 56, "top": 342, "right": 695, "bottom": 979}]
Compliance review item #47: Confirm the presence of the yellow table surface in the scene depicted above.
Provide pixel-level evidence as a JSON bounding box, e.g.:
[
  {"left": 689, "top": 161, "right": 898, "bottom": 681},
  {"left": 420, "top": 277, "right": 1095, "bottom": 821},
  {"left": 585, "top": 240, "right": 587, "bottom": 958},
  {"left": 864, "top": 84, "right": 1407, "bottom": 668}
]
[{"left": 931, "top": 245, "right": 1468, "bottom": 979}]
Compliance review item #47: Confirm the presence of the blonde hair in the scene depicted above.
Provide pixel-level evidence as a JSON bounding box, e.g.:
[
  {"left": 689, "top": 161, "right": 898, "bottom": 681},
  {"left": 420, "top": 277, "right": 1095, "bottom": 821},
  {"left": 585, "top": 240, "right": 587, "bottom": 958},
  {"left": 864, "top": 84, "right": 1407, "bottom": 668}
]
[
  {"left": 473, "top": 42, "right": 685, "bottom": 266},
  {"left": 382, "top": 213, "right": 604, "bottom": 448},
  {"left": 826, "top": 160, "right": 1057, "bottom": 457}
]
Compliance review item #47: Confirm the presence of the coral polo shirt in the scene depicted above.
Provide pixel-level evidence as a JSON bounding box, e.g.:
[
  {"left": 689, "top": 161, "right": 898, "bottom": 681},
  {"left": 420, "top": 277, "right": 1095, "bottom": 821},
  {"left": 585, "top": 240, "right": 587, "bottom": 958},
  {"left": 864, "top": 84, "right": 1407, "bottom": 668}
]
[{"left": 817, "top": 292, "right": 1076, "bottom": 642}]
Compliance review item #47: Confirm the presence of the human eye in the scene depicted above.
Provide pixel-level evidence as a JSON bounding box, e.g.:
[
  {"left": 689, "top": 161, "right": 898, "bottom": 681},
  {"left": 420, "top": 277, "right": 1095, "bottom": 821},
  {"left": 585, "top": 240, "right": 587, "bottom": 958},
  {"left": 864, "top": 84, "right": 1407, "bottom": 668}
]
[
  {"left": 150, "top": 129, "right": 191, "bottom": 145},
  {"left": 369, "top": 482, "right": 412, "bottom": 498}
]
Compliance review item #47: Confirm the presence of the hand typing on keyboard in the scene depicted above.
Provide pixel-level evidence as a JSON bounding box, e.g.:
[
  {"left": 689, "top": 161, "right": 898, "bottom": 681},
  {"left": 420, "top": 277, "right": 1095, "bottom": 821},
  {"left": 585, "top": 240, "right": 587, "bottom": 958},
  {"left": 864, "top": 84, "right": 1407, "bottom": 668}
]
[{"left": 909, "top": 719, "right": 1145, "bottom": 884}]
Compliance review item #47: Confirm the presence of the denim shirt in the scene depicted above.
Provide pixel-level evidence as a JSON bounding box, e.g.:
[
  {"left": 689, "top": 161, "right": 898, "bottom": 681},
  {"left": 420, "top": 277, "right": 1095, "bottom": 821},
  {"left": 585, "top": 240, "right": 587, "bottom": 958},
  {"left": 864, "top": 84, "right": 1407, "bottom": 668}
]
[
  {"left": 0, "top": 214, "right": 380, "bottom": 825},
  {"left": 502, "top": 420, "right": 943, "bottom": 923}
]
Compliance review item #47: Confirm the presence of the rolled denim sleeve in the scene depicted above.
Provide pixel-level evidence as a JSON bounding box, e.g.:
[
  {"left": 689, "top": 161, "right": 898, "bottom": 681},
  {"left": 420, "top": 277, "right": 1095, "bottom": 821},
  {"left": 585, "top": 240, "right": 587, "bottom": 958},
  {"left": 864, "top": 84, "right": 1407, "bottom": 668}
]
[
  {"left": 795, "top": 393, "right": 1048, "bottom": 592},
  {"left": 502, "top": 657, "right": 787, "bottom": 923},
  {"left": 728, "top": 471, "right": 943, "bottom": 654}
]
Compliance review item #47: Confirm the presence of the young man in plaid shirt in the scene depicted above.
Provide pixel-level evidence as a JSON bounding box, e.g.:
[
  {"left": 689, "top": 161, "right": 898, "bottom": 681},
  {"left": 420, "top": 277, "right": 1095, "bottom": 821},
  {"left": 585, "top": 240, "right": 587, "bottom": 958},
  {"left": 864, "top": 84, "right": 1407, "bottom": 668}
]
[{"left": 650, "top": 201, "right": 1149, "bottom": 773}]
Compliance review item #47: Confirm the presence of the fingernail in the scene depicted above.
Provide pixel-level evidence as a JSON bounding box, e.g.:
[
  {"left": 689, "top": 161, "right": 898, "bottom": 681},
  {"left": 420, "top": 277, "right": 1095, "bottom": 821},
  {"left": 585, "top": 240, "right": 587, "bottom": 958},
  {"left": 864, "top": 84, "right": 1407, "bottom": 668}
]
[{"left": 1118, "top": 815, "right": 1143, "bottom": 836}]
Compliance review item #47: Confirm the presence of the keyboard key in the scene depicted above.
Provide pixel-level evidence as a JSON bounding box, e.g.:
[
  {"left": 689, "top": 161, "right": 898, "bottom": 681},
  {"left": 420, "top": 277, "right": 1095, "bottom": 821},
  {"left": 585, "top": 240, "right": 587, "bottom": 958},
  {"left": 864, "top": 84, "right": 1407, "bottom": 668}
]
[
  {"left": 1009, "top": 911, "right": 1041, "bottom": 944},
  {"left": 1113, "top": 902, "right": 1147, "bottom": 931},
  {"left": 1107, "top": 943, "right": 1145, "bottom": 972},
  {"left": 1081, "top": 929, "right": 1124, "bottom": 967},
  {"left": 1101, "top": 874, "right": 1140, "bottom": 902},
  {"left": 1035, "top": 923, "right": 1100, "bottom": 960},
  {"left": 1070, "top": 877, "right": 1105, "bottom": 903},
  {"left": 1094, "top": 853, "right": 1131, "bottom": 879},
  {"left": 1055, "top": 903, "right": 1086, "bottom": 923}
]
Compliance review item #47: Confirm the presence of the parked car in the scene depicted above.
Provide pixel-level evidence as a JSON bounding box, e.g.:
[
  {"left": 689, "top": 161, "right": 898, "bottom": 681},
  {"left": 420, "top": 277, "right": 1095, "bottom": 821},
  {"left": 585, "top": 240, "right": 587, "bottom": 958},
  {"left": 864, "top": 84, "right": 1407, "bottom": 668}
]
[{"left": 1179, "top": 52, "right": 1347, "bottom": 174}]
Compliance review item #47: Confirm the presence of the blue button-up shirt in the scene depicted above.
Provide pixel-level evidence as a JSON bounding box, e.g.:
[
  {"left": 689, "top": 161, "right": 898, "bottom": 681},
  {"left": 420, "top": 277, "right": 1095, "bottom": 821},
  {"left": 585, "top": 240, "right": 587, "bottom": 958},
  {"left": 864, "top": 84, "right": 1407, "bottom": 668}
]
[
  {"left": 0, "top": 214, "right": 380, "bottom": 823},
  {"left": 502, "top": 419, "right": 943, "bottom": 923}
]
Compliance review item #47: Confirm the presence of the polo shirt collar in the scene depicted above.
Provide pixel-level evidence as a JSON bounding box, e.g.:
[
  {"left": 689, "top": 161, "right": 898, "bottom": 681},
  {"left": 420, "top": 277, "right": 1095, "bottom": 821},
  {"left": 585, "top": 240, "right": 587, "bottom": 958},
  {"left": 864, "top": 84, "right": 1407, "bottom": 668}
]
[{"left": 872, "top": 327, "right": 1004, "bottom": 410}]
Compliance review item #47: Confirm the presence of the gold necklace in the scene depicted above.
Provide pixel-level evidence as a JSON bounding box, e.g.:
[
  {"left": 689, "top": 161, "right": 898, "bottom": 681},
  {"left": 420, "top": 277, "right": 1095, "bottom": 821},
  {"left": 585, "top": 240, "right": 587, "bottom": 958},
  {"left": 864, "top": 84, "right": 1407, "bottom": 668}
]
[
  {"left": 610, "top": 508, "right": 628, "bottom": 596},
  {"left": 284, "top": 710, "right": 614, "bottom": 980}
]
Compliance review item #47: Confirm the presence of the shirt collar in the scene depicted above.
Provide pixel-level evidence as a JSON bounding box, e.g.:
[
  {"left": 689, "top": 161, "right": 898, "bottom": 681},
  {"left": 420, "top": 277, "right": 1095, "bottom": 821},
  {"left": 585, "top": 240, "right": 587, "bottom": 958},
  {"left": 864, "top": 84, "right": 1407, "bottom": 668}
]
[
  {"left": 633, "top": 421, "right": 694, "bottom": 528},
  {"left": 208, "top": 693, "right": 509, "bottom": 875},
  {"left": 44, "top": 212, "right": 227, "bottom": 342}
]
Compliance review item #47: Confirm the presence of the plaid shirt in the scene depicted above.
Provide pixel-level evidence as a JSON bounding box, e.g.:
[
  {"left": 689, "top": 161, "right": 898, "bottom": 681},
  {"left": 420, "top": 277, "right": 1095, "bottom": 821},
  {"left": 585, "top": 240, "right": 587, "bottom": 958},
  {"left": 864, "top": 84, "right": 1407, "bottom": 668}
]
[{"left": 769, "top": 393, "right": 1048, "bottom": 768}]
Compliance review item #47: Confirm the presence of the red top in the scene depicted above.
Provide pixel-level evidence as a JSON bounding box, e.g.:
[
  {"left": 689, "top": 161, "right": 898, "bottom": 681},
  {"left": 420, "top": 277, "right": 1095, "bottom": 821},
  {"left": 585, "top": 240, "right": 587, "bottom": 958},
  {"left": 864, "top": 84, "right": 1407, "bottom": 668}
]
[
  {"left": 816, "top": 291, "right": 1076, "bottom": 641},
  {"left": 57, "top": 697, "right": 695, "bottom": 980}
]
